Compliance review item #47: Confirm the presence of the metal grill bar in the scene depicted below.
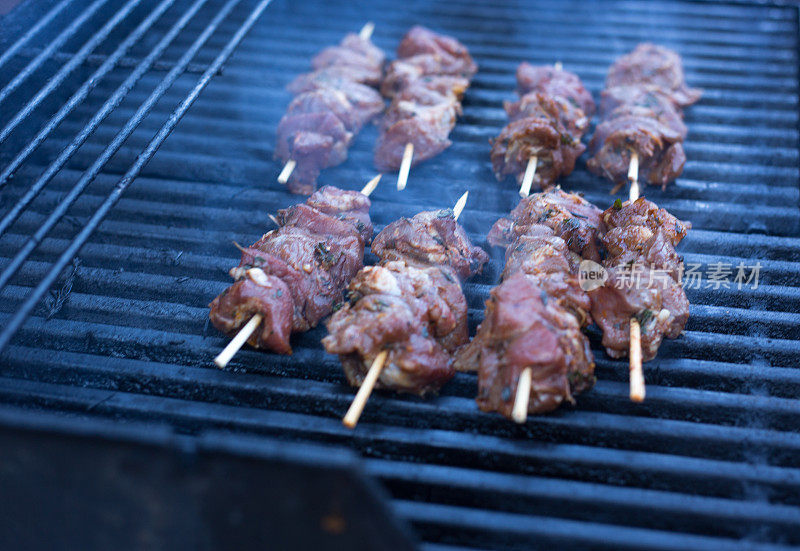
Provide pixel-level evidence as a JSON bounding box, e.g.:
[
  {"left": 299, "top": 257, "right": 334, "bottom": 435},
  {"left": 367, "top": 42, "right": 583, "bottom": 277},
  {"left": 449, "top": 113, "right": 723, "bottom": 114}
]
[
  {"left": 0, "top": 0, "right": 75, "bottom": 72},
  {"left": 0, "top": 0, "right": 176, "bottom": 186},
  {"left": 0, "top": 0, "right": 111, "bottom": 106},
  {"left": 0, "top": 0, "right": 146, "bottom": 147},
  {"left": 0, "top": 0, "right": 273, "bottom": 352},
  {"left": 0, "top": 0, "right": 209, "bottom": 236}
]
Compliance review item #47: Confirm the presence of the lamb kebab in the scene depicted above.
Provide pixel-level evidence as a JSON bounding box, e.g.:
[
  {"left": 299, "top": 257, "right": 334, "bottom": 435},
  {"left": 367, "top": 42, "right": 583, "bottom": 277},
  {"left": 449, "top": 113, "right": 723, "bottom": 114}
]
[
  {"left": 323, "top": 193, "right": 489, "bottom": 428},
  {"left": 490, "top": 62, "right": 595, "bottom": 197},
  {"left": 587, "top": 43, "right": 701, "bottom": 197},
  {"left": 276, "top": 24, "right": 385, "bottom": 195},
  {"left": 483, "top": 187, "right": 690, "bottom": 405},
  {"left": 210, "top": 177, "right": 380, "bottom": 366},
  {"left": 375, "top": 26, "right": 477, "bottom": 190},
  {"left": 454, "top": 189, "right": 600, "bottom": 421}
]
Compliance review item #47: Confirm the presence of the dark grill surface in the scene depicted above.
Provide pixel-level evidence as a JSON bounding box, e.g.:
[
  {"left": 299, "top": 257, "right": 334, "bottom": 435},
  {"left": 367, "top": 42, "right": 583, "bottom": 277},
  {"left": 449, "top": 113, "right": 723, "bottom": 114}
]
[{"left": 1, "top": 0, "right": 800, "bottom": 548}]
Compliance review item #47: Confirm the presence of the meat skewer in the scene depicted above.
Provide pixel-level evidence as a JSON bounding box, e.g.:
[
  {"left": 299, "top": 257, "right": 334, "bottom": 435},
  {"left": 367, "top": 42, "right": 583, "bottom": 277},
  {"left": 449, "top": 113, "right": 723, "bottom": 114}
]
[
  {"left": 587, "top": 43, "right": 701, "bottom": 194},
  {"left": 211, "top": 176, "right": 381, "bottom": 367},
  {"left": 276, "top": 23, "right": 386, "bottom": 194},
  {"left": 460, "top": 183, "right": 690, "bottom": 419},
  {"left": 325, "top": 191, "right": 489, "bottom": 428},
  {"left": 455, "top": 188, "right": 600, "bottom": 422},
  {"left": 490, "top": 62, "right": 595, "bottom": 197},
  {"left": 374, "top": 26, "right": 478, "bottom": 190}
]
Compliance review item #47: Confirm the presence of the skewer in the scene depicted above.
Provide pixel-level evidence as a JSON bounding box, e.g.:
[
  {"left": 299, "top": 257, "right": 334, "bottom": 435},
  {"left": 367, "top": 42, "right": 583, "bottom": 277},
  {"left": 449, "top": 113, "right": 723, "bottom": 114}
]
[
  {"left": 453, "top": 190, "right": 469, "bottom": 220},
  {"left": 626, "top": 151, "right": 644, "bottom": 402},
  {"left": 396, "top": 142, "right": 414, "bottom": 191},
  {"left": 628, "top": 150, "right": 640, "bottom": 201},
  {"left": 214, "top": 314, "right": 263, "bottom": 368},
  {"left": 518, "top": 155, "right": 538, "bottom": 198},
  {"left": 511, "top": 367, "right": 533, "bottom": 424},
  {"left": 629, "top": 318, "right": 645, "bottom": 401},
  {"left": 359, "top": 21, "right": 375, "bottom": 41},
  {"left": 277, "top": 159, "right": 296, "bottom": 184},
  {"left": 342, "top": 350, "right": 388, "bottom": 428},
  {"left": 343, "top": 191, "right": 468, "bottom": 428},
  {"left": 215, "top": 176, "right": 382, "bottom": 368},
  {"left": 554, "top": 61, "right": 563, "bottom": 71},
  {"left": 360, "top": 173, "right": 382, "bottom": 196}
]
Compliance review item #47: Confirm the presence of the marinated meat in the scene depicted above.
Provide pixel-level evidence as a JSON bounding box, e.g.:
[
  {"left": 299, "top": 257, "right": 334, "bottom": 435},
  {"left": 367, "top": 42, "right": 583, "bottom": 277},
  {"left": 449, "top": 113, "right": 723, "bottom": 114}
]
[
  {"left": 277, "top": 31, "right": 385, "bottom": 194},
  {"left": 605, "top": 43, "right": 702, "bottom": 108},
  {"left": 589, "top": 43, "right": 700, "bottom": 190},
  {"left": 488, "top": 188, "right": 605, "bottom": 262},
  {"left": 491, "top": 64, "right": 594, "bottom": 189},
  {"left": 589, "top": 197, "right": 691, "bottom": 361},
  {"left": 210, "top": 186, "right": 372, "bottom": 355},
  {"left": 455, "top": 191, "right": 596, "bottom": 418},
  {"left": 375, "top": 27, "right": 476, "bottom": 170},
  {"left": 587, "top": 114, "right": 686, "bottom": 189},
  {"left": 456, "top": 273, "right": 595, "bottom": 416},
  {"left": 325, "top": 209, "right": 488, "bottom": 395},
  {"left": 516, "top": 62, "right": 595, "bottom": 116}
]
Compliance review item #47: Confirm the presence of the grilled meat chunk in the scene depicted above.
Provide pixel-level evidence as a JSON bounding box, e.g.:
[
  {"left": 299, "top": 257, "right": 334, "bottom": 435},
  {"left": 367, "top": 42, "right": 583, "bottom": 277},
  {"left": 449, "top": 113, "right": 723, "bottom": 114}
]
[
  {"left": 589, "top": 44, "right": 700, "bottom": 191},
  {"left": 589, "top": 197, "right": 691, "bottom": 361},
  {"left": 587, "top": 114, "right": 686, "bottom": 189},
  {"left": 376, "top": 27, "right": 475, "bottom": 170},
  {"left": 325, "top": 209, "right": 488, "bottom": 395},
  {"left": 210, "top": 187, "right": 372, "bottom": 354},
  {"left": 599, "top": 85, "right": 687, "bottom": 139},
  {"left": 605, "top": 43, "right": 702, "bottom": 108},
  {"left": 209, "top": 269, "right": 294, "bottom": 355},
  {"left": 455, "top": 273, "right": 595, "bottom": 416},
  {"left": 489, "top": 188, "right": 605, "bottom": 262},
  {"left": 516, "top": 62, "right": 595, "bottom": 116},
  {"left": 371, "top": 209, "right": 490, "bottom": 281},
  {"left": 491, "top": 65, "right": 594, "bottom": 189},
  {"left": 277, "top": 32, "right": 385, "bottom": 194}
]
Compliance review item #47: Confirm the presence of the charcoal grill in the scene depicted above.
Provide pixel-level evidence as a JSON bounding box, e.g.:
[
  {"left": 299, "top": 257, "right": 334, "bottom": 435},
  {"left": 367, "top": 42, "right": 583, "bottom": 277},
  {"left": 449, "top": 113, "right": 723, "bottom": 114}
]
[{"left": 1, "top": 0, "right": 800, "bottom": 548}]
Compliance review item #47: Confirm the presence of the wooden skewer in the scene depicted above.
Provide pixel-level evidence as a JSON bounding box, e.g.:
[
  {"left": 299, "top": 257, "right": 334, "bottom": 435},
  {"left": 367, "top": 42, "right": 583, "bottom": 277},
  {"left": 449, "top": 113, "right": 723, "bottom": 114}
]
[
  {"left": 511, "top": 367, "right": 533, "bottom": 424},
  {"left": 360, "top": 173, "right": 381, "bottom": 196},
  {"left": 397, "top": 142, "right": 414, "bottom": 191},
  {"left": 453, "top": 190, "right": 469, "bottom": 221},
  {"left": 343, "top": 350, "right": 389, "bottom": 428},
  {"left": 626, "top": 151, "right": 644, "bottom": 402},
  {"left": 554, "top": 61, "right": 563, "bottom": 71},
  {"left": 214, "top": 314, "right": 263, "bottom": 368},
  {"left": 629, "top": 318, "right": 645, "bottom": 402},
  {"left": 277, "top": 159, "right": 296, "bottom": 184},
  {"left": 359, "top": 21, "right": 375, "bottom": 40},
  {"left": 268, "top": 213, "right": 280, "bottom": 226},
  {"left": 628, "top": 150, "right": 640, "bottom": 201},
  {"left": 519, "top": 155, "right": 538, "bottom": 198}
]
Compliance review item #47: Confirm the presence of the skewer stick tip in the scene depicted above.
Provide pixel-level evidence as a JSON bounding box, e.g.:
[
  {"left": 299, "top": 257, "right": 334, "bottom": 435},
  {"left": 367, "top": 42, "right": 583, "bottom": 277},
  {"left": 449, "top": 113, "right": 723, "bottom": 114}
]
[
  {"left": 214, "top": 314, "right": 263, "bottom": 368},
  {"left": 627, "top": 150, "right": 640, "bottom": 202},
  {"left": 343, "top": 350, "right": 389, "bottom": 429},
  {"left": 511, "top": 367, "right": 533, "bottom": 424},
  {"left": 397, "top": 143, "right": 414, "bottom": 191},
  {"left": 268, "top": 214, "right": 280, "bottom": 226},
  {"left": 360, "top": 174, "right": 381, "bottom": 197},
  {"left": 519, "top": 155, "right": 538, "bottom": 198},
  {"left": 278, "top": 159, "right": 296, "bottom": 184},
  {"left": 453, "top": 191, "right": 469, "bottom": 221},
  {"left": 554, "top": 61, "right": 563, "bottom": 71},
  {"left": 629, "top": 318, "right": 645, "bottom": 402},
  {"left": 359, "top": 21, "right": 375, "bottom": 40}
]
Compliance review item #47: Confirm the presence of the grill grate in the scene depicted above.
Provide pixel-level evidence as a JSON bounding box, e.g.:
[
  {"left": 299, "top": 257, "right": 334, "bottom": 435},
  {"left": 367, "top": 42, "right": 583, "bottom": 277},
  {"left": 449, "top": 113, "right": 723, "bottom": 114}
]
[{"left": 1, "top": 0, "right": 800, "bottom": 548}]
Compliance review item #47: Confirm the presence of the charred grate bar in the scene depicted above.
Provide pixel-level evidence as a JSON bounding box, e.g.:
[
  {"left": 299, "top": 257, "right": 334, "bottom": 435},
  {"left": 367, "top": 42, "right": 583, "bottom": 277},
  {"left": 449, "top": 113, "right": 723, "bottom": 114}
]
[{"left": 0, "top": 0, "right": 799, "bottom": 549}]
